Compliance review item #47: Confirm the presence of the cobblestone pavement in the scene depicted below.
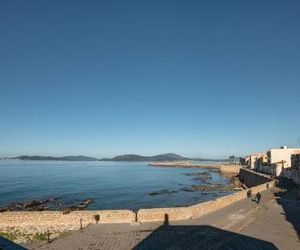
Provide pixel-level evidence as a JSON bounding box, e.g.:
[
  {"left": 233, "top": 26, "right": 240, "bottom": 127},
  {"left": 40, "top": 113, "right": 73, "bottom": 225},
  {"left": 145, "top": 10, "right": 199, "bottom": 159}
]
[{"left": 26, "top": 187, "right": 300, "bottom": 250}]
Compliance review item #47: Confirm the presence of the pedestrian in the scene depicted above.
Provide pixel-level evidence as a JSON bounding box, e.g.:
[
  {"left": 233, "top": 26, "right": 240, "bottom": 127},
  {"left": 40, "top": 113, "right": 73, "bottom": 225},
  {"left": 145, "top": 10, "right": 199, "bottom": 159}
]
[
  {"left": 256, "top": 192, "right": 262, "bottom": 204},
  {"left": 247, "top": 189, "right": 252, "bottom": 198}
]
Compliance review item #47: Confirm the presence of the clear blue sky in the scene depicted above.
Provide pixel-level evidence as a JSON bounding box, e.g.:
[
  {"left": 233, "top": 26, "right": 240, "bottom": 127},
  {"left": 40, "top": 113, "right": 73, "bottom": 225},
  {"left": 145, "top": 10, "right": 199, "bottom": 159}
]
[{"left": 1, "top": 1, "right": 300, "bottom": 158}]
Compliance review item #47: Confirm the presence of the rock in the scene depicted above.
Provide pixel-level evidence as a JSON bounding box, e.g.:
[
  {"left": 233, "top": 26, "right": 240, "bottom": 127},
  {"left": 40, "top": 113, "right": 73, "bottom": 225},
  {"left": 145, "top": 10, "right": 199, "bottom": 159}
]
[
  {"left": 192, "top": 176, "right": 212, "bottom": 183},
  {"left": 149, "top": 189, "right": 177, "bottom": 196},
  {"left": 184, "top": 171, "right": 211, "bottom": 177},
  {"left": 77, "top": 199, "right": 93, "bottom": 208},
  {"left": 0, "top": 197, "right": 58, "bottom": 212},
  {"left": 62, "top": 206, "right": 78, "bottom": 214},
  {"left": 62, "top": 199, "right": 94, "bottom": 214},
  {"left": 181, "top": 184, "right": 237, "bottom": 193},
  {"left": 180, "top": 187, "right": 194, "bottom": 192},
  {"left": 185, "top": 172, "right": 213, "bottom": 183},
  {"left": 229, "top": 176, "right": 242, "bottom": 188}
]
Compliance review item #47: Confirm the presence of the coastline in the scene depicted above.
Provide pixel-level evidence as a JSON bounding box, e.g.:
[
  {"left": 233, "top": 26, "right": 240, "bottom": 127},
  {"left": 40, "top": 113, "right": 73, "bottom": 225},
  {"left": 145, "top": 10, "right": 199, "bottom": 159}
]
[
  {"left": 149, "top": 161, "right": 241, "bottom": 176},
  {"left": 0, "top": 168, "right": 276, "bottom": 244},
  {"left": 0, "top": 160, "right": 237, "bottom": 213},
  {"left": 148, "top": 161, "right": 221, "bottom": 169}
]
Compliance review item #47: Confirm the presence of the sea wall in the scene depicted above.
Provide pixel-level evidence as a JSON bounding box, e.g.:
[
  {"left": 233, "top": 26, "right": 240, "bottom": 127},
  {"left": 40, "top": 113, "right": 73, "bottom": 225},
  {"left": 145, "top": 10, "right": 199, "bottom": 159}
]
[
  {"left": 137, "top": 180, "right": 276, "bottom": 223},
  {"left": 149, "top": 162, "right": 219, "bottom": 169},
  {"left": 239, "top": 167, "right": 273, "bottom": 188},
  {"left": 219, "top": 164, "right": 240, "bottom": 175},
  {"left": 137, "top": 207, "right": 192, "bottom": 223},
  {"left": 0, "top": 210, "right": 135, "bottom": 234}
]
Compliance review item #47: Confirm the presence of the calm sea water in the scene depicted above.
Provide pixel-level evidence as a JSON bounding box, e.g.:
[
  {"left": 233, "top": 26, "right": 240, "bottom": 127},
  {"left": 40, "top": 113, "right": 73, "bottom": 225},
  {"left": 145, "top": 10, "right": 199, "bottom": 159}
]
[{"left": 0, "top": 160, "right": 232, "bottom": 210}]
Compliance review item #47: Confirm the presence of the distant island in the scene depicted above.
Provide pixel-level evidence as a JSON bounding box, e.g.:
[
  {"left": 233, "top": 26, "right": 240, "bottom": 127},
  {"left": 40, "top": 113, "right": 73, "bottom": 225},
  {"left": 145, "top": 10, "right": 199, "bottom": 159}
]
[
  {"left": 2, "top": 153, "right": 229, "bottom": 162},
  {"left": 10, "top": 155, "right": 99, "bottom": 161}
]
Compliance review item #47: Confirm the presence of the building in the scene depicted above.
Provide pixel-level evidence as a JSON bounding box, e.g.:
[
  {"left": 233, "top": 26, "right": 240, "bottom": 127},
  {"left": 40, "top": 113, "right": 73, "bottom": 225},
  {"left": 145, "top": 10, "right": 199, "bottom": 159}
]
[
  {"left": 281, "top": 153, "right": 300, "bottom": 185},
  {"left": 267, "top": 146, "right": 300, "bottom": 168},
  {"left": 291, "top": 153, "right": 300, "bottom": 171},
  {"left": 248, "top": 146, "right": 300, "bottom": 177},
  {"left": 246, "top": 153, "right": 268, "bottom": 169}
]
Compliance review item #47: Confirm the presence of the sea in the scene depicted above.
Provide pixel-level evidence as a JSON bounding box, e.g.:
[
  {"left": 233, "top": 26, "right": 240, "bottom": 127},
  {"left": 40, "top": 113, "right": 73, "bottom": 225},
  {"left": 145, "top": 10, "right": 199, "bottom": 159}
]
[{"left": 0, "top": 160, "right": 232, "bottom": 210}]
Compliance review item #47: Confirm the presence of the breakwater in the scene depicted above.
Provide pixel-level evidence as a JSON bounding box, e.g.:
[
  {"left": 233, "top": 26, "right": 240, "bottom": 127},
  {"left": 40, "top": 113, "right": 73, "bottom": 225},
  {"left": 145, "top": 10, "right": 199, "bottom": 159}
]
[
  {"left": 150, "top": 162, "right": 241, "bottom": 176},
  {"left": 149, "top": 161, "right": 220, "bottom": 169},
  {"left": 0, "top": 168, "right": 276, "bottom": 243},
  {"left": 219, "top": 164, "right": 240, "bottom": 175}
]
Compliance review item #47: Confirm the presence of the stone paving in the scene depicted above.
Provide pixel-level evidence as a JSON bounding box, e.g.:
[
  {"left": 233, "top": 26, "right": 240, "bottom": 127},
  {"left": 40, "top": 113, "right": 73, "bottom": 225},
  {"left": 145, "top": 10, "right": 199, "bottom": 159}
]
[{"left": 25, "top": 186, "right": 300, "bottom": 250}]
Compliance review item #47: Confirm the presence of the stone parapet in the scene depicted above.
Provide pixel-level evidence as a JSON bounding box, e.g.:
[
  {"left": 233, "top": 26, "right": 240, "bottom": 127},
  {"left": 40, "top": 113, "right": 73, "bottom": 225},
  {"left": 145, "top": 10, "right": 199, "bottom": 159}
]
[
  {"left": 219, "top": 164, "right": 240, "bottom": 175},
  {"left": 137, "top": 207, "right": 192, "bottom": 223},
  {"left": 0, "top": 210, "right": 135, "bottom": 234}
]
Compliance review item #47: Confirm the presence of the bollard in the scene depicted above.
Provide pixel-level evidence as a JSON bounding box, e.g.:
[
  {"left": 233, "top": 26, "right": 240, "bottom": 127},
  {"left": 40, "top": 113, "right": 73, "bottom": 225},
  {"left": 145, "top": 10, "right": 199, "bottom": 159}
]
[
  {"left": 80, "top": 219, "right": 83, "bottom": 230},
  {"left": 47, "top": 230, "right": 50, "bottom": 243},
  {"left": 94, "top": 214, "right": 100, "bottom": 224}
]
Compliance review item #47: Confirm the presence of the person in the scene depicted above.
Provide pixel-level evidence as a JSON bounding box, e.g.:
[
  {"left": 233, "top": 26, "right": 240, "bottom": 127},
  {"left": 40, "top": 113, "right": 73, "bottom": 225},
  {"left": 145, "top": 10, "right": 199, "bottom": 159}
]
[
  {"left": 255, "top": 192, "right": 262, "bottom": 204},
  {"left": 247, "top": 189, "right": 252, "bottom": 198},
  {"left": 163, "top": 214, "right": 169, "bottom": 226}
]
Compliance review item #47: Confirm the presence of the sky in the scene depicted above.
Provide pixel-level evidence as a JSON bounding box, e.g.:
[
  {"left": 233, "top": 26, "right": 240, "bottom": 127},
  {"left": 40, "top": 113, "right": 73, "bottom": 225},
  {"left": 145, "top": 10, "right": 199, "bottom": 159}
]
[{"left": 0, "top": 1, "right": 300, "bottom": 158}]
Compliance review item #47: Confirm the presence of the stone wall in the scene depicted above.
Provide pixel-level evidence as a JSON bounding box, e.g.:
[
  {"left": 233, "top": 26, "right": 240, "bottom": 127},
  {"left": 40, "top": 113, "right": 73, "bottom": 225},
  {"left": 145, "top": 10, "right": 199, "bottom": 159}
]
[
  {"left": 137, "top": 180, "right": 276, "bottom": 223},
  {"left": 239, "top": 167, "right": 273, "bottom": 188},
  {"left": 219, "top": 165, "right": 240, "bottom": 175},
  {"left": 0, "top": 210, "right": 135, "bottom": 234},
  {"left": 190, "top": 181, "right": 275, "bottom": 219},
  {"left": 137, "top": 207, "right": 192, "bottom": 223},
  {"left": 256, "top": 164, "right": 283, "bottom": 176},
  {"left": 282, "top": 168, "right": 300, "bottom": 185}
]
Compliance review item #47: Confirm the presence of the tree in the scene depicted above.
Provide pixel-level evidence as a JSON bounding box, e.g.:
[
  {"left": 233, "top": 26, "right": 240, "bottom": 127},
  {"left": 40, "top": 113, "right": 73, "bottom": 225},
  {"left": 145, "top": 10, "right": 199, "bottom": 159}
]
[{"left": 229, "top": 155, "right": 235, "bottom": 163}]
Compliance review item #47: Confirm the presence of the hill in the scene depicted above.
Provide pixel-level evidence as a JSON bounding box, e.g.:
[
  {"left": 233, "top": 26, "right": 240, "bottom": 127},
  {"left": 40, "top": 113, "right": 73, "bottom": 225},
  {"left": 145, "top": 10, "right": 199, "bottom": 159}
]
[
  {"left": 13, "top": 155, "right": 99, "bottom": 161},
  {"left": 7, "top": 154, "right": 227, "bottom": 162},
  {"left": 102, "top": 153, "right": 186, "bottom": 162}
]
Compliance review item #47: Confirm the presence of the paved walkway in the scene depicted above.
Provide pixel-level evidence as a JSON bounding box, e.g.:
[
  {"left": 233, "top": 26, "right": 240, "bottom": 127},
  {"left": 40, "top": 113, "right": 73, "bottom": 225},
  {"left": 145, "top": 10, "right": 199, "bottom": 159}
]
[{"left": 26, "top": 186, "right": 300, "bottom": 250}]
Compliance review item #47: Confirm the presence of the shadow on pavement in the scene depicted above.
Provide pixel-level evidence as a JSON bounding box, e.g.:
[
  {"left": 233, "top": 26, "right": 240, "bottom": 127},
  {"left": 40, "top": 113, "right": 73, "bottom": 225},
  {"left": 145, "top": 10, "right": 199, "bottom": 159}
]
[
  {"left": 133, "top": 214, "right": 277, "bottom": 250},
  {"left": 0, "top": 236, "right": 28, "bottom": 250},
  {"left": 274, "top": 177, "right": 300, "bottom": 240}
]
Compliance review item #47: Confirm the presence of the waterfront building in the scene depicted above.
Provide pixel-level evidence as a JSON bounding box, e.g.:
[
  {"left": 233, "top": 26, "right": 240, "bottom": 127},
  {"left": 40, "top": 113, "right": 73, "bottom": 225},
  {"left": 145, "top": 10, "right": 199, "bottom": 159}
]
[
  {"left": 279, "top": 153, "right": 300, "bottom": 185},
  {"left": 267, "top": 146, "right": 300, "bottom": 168},
  {"left": 253, "top": 146, "right": 300, "bottom": 177},
  {"left": 291, "top": 153, "right": 300, "bottom": 171},
  {"left": 245, "top": 153, "right": 267, "bottom": 169},
  {"left": 247, "top": 146, "right": 300, "bottom": 177}
]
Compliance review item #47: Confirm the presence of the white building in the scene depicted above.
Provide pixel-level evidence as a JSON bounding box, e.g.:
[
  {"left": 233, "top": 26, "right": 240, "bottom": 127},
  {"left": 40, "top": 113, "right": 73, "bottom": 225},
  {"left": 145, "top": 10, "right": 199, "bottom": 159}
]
[
  {"left": 281, "top": 153, "right": 300, "bottom": 185},
  {"left": 267, "top": 146, "right": 300, "bottom": 168},
  {"left": 251, "top": 146, "right": 300, "bottom": 177},
  {"left": 246, "top": 153, "right": 267, "bottom": 169}
]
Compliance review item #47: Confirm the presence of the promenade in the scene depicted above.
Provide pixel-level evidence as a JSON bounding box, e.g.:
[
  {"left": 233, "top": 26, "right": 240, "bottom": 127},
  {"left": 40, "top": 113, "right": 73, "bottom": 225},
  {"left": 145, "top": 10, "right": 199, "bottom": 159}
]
[{"left": 26, "top": 185, "right": 300, "bottom": 250}]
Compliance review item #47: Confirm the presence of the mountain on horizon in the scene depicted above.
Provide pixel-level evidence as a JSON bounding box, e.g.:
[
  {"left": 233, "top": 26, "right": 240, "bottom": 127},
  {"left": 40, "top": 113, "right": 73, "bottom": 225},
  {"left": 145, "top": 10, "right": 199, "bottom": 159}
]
[
  {"left": 103, "top": 153, "right": 187, "bottom": 162},
  {"left": 8, "top": 153, "right": 185, "bottom": 162},
  {"left": 6, "top": 153, "right": 228, "bottom": 162},
  {"left": 13, "top": 155, "right": 99, "bottom": 161}
]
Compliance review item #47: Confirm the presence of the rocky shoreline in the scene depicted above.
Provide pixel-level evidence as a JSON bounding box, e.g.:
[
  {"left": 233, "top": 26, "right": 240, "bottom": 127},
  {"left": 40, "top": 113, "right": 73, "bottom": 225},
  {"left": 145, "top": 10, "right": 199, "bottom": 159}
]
[
  {"left": 0, "top": 198, "right": 94, "bottom": 213},
  {"left": 148, "top": 170, "right": 242, "bottom": 197},
  {"left": 0, "top": 170, "right": 241, "bottom": 213}
]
